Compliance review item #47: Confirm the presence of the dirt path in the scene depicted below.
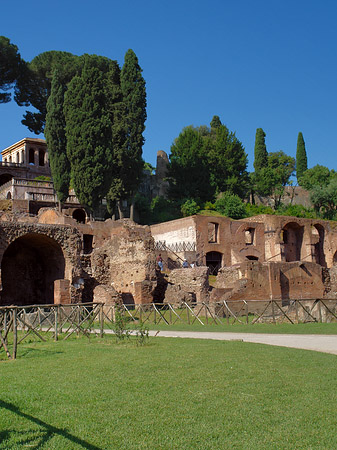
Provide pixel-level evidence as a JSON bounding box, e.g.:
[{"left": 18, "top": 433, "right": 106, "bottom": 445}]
[{"left": 148, "top": 330, "right": 337, "bottom": 355}]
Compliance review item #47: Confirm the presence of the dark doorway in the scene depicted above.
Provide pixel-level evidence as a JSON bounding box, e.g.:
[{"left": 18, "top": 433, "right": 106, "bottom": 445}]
[
  {"left": 313, "top": 224, "right": 326, "bottom": 267},
  {"left": 206, "top": 251, "right": 222, "bottom": 275},
  {"left": 73, "top": 209, "right": 86, "bottom": 224},
  {"left": 1, "top": 233, "right": 65, "bottom": 305},
  {"left": 0, "top": 174, "right": 13, "bottom": 187},
  {"left": 282, "top": 222, "right": 304, "bottom": 262}
]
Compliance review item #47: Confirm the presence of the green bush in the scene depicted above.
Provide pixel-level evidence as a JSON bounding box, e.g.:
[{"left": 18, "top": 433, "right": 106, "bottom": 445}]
[
  {"left": 214, "top": 192, "right": 246, "bottom": 219},
  {"left": 180, "top": 199, "right": 200, "bottom": 217}
]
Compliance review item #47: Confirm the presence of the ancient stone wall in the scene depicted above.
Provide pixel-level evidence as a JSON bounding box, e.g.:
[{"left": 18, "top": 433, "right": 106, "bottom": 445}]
[
  {"left": 214, "top": 260, "right": 325, "bottom": 302},
  {"left": 91, "top": 220, "right": 156, "bottom": 305},
  {"left": 163, "top": 266, "right": 209, "bottom": 305}
]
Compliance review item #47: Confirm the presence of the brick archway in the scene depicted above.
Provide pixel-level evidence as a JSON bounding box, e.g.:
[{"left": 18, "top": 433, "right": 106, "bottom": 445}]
[
  {"left": 1, "top": 233, "right": 65, "bottom": 305},
  {"left": 0, "top": 223, "right": 82, "bottom": 306}
]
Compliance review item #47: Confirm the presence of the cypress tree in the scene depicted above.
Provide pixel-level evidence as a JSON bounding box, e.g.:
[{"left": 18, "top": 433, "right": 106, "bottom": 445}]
[
  {"left": 296, "top": 132, "right": 308, "bottom": 182},
  {"left": 119, "top": 49, "right": 146, "bottom": 199},
  {"left": 107, "top": 49, "right": 146, "bottom": 218},
  {"left": 253, "top": 128, "right": 268, "bottom": 172},
  {"left": 210, "top": 115, "right": 222, "bottom": 130},
  {"left": 64, "top": 55, "right": 119, "bottom": 213},
  {"left": 44, "top": 69, "right": 70, "bottom": 205}
]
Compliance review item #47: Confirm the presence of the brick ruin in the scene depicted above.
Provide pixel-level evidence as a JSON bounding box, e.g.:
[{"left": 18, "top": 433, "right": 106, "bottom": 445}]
[
  {"left": 1, "top": 207, "right": 337, "bottom": 307},
  {"left": 1, "top": 140, "right": 337, "bottom": 307}
]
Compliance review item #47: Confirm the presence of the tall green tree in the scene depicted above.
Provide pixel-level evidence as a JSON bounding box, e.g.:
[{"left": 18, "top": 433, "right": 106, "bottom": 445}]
[
  {"left": 207, "top": 124, "right": 248, "bottom": 197},
  {"left": 168, "top": 118, "right": 248, "bottom": 203},
  {"left": 210, "top": 115, "right": 222, "bottom": 130},
  {"left": 108, "top": 49, "right": 146, "bottom": 218},
  {"left": 168, "top": 126, "right": 212, "bottom": 202},
  {"left": 44, "top": 69, "right": 71, "bottom": 205},
  {"left": 255, "top": 151, "right": 295, "bottom": 208},
  {"left": 64, "top": 55, "right": 120, "bottom": 213},
  {"left": 0, "top": 36, "right": 24, "bottom": 103},
  {"left": 298, "top": 165, "right": 334, "bottom": 190},
  {"left": 296, "top": 132, "right": 308, "bottom": 182},
  {"left": 253, "top": 128, "right": 268, "bottom": 172},
  {"left": 15, "top": 51, "right": 79, "bottom": 133}
]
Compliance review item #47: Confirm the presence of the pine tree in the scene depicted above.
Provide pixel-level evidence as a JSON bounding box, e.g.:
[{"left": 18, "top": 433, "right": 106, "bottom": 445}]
[
  {"left": 44, "top": 69, "right": 70, "bottom": 205},
  {"left": 253, "top": 128, "right": 268, "bottom": 172},
  {"left": 296, "top": 132, "right": 308, "bottom": 182}
]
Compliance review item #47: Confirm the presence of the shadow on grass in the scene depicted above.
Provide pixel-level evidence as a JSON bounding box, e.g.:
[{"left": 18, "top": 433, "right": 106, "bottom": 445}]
[{"left": 0, "top": 400, "right": 102, "bottom": 450}]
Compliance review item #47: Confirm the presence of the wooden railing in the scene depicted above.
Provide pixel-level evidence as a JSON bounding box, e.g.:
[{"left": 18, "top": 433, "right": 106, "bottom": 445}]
[{"left": 0, "top": 299, "right": 336, "bottom": 359}]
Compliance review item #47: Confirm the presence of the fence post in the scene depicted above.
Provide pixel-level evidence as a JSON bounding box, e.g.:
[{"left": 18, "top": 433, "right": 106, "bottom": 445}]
[
  {"left": 318, "top": 299, "right": 322, "bottom": 323},
  {"left": 54, "top": 305, "right": 58, "bottom": 341},
  {"left": 246, "top": 301, "right": 249, "bottom": 324},
  {"left": 4, "top": 311, "right": 7, "bottom": 345},
  {"left": 271, "top": 300, "right": 276, "bottom": 324},
  {"left": 295, "top": 300, "right": 299, "bottom": 323},
  {"left": 100, "top": 303, "right": 104, "bottom": 338},
  {"left": 13, "top": 308, "right": 17, "bottom": 359}
]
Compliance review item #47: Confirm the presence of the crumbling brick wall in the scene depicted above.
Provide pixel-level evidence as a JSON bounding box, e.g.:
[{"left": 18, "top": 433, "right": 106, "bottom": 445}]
[
  {"left": 91, "top": 220, "right": 157, "bottom": 305},
  {"left": 164, "top": 267, "right": 209, "bottom": 305}
]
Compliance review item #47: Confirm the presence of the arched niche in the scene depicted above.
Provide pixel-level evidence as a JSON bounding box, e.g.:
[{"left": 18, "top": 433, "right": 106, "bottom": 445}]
[
  {"left": 281, "top": 222, "right": 304, "bottom": 262},
  {"left": 313, "top": 224, "right": 326, "bottom": 267},
  {"left": 1, "top": 233, "right": 65, "bottom": 305},
  {"left": 73, "top": 209, "right": 86, "bottom": 224},
  {"left": 206, "top": 251, "right": 222, "bottom": 275}
]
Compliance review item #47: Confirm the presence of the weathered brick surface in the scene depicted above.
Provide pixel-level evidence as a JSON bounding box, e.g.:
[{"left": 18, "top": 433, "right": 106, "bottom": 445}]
[
  {"left": 91, "top": 220, "right": 156, "bottom": 305},
  {"left": 164, "top": 267, "right": 209, "bottom": 305},
  {"left": 214, "top": 260, "right": 325, "bottom": 301}
]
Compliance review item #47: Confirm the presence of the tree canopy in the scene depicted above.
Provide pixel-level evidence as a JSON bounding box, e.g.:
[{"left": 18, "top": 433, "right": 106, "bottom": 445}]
[
  {"left": 168, "top": 117, "right": 248, "bottom": 203},
  {"left": 0, "top": 36, "right": 24, "bottom": 104},
  {"left": 255, "top": 151, "right": 295, "bottom": 208},
  {"left": 14, "top": 51, "right": 80, "bottom": 133}
]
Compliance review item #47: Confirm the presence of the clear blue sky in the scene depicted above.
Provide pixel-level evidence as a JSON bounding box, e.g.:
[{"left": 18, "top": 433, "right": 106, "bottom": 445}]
[{"left": 1, "top": 0, "right": 337, "bottom": 173}]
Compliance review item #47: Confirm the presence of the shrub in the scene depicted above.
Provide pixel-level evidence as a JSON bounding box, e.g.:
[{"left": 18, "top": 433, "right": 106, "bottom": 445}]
[
  {"left": 214, "top": 192, "right": 246, "bottom": 219},
  {"left": 180, "top": 199, "right": 200, "bottom": 217}
]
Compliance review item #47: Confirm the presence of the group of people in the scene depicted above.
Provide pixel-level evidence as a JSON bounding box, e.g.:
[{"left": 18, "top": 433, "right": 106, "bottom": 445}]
[{"left": 156, "top": 254, "right": 192, "bottom": 272}]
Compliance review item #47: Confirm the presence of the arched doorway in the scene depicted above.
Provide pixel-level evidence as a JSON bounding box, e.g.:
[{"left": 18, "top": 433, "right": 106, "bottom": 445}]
[
  {"left": 1, "top": 233, "right": 65, "bottom": 306},
  {"left": 73, "top": 209, "right": 86, "bottom": 224},
  {"left": 313, "top": 224, "right": 326, "bottom": 267},
  {"left": 206, "top": 251, "right": 222, "bottom": 275},
  {"left": 282, "top": 222, "right": 304, "bottom": 262},
  {"left": 0, "top": 173, "right": 13, "bottom": 187}
]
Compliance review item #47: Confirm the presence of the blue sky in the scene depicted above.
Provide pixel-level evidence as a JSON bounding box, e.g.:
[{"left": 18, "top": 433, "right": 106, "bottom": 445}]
[{"left": 1, "top": 0, "right": 337, "bottom": 173}]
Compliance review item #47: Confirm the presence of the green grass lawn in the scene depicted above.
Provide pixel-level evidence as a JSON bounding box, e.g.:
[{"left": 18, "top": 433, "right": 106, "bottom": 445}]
[{"left": 0, "top": 335, "right": 336, "bottom": 449}]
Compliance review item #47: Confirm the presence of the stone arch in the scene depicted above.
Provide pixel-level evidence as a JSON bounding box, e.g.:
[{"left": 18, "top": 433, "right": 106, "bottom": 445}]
[
  {"left": 313, "top": 224, "right": 326, "bottom": 267},
  {"left": 1, "top": 233, "right": 66, "bottom": 305},
  {"left": 281, "top": 222, "right": 304, "bottom": 262},
  {"left": 72, "top": 209, "right": 86, "bottom": 224},
  {"left": 0, "top": 173, "right": 13, "bottom": 187},
  {"left": 6, "top": 192, "right": 11, "bottom": 199},
  {"left": 206, "top": 251, "right": 222, "bottom": 275},
  {"left": 0, "top": 223, "right": 82, "bottom": 306}
]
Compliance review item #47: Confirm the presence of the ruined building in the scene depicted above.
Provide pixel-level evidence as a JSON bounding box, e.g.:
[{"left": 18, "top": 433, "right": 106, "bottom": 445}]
[{"left": 1, "top": 139, "right": 337, "bottom": 307}]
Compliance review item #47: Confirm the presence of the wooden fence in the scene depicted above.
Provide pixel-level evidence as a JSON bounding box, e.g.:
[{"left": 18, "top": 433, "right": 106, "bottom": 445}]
[{"left": 0, "top": 299, "right": 336, "bottom": 359}]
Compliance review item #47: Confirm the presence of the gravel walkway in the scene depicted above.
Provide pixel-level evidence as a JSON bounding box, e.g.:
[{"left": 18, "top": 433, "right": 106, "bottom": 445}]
[{"left": 148, "top": 330, "right": 337, "bottom": 355}]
